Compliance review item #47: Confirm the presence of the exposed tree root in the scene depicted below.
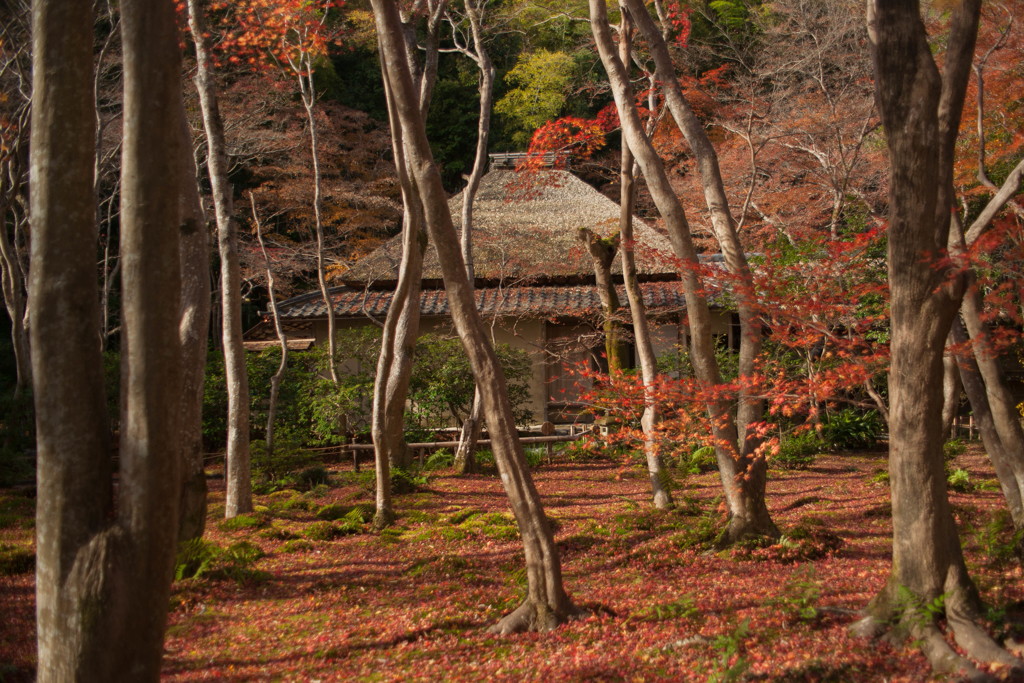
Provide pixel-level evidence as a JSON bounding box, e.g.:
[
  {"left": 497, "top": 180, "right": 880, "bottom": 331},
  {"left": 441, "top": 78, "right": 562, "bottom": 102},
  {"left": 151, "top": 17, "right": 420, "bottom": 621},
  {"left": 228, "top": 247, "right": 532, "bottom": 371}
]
[
  {"left": 851, "top": 600, "right": 1024, "bottom": 681},
  {"left": 917, "top": 621, "right": 986, "bottom": 681},
  {"left": 948, "top": 603, "right": 1024, "bottom": 676},
  {"left": 487, "top": 600, "right": 590, "bottom": 635}
]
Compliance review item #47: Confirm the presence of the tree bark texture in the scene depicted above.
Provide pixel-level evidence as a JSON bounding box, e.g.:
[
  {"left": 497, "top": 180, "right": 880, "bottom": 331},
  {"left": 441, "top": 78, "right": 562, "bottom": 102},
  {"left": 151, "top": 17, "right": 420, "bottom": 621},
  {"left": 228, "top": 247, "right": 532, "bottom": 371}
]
[
  {"left": 176, "top": 92, "right": 211, "bottom": 544},
  {"left": 372, "top": 0, "right": 580, "bottom": 632},
  {"left": 31, "top": 0, "right": 112, "bottom": 674},
  {"left": 591, "top": 0, "right": 776, "bottom": 541},
  {"left": 371, "top": 9, "right": 444, "bottom": 524},
  {"left": 855, "top": 1, "right": 1022, "bottom": 676},
  {"left": 578, "top": 228, "right": 627, "bottom": 373},
  {"left": 31, "top": 0, "right": 188, "bottom": 676},
  {"left": 188, "top": 0, "right": 252, "bottom": 518},
  {"left": 371, "top": 64, "right": 427, "bottom": 526}
]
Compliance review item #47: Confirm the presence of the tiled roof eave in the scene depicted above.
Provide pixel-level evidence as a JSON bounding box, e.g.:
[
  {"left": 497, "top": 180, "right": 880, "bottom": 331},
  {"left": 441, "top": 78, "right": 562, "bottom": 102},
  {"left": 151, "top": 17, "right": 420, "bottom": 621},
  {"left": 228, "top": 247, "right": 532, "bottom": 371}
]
[{"left": 277, "top": 281, "right": 693, "bottom": 321}]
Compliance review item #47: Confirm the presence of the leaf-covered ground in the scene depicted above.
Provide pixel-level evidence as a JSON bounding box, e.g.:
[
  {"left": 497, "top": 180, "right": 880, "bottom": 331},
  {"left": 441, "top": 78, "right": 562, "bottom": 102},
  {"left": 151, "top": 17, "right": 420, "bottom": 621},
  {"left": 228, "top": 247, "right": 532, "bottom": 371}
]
[{"left": 2, "top": 445, "right": 1023, "bottom": 681}]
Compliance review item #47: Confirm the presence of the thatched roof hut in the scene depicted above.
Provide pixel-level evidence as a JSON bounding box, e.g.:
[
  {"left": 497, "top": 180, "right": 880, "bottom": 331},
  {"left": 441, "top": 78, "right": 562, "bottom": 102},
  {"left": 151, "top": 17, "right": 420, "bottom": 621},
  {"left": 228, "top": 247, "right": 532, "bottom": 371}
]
[{"left": 344, "top": 169, "right": 676, "bottom": 286}]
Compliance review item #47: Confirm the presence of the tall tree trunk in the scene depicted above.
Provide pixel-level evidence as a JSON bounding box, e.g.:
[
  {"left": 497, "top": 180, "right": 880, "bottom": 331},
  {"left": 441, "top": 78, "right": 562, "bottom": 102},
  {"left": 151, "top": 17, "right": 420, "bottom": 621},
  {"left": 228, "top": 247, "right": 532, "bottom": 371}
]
[
  {"left": 176, "top": 92, "right": 211, "bottom": 544},
  {"left": 252, "top": 195, "right": 289, "bottom": 460},
  {"left": 371, "top": 65, "right": 427, "bottom": 526},
  {"left": 187, "top": 0, "right": 252, "bottom": 517},
  {"left": 622, "top": 0, "right": 765, "bottom": 456},
  {"left": 295, "top": 57, "right": 340, "bottom": 386},
  {"left": 617, "top": 36, "right": 674, "bottom": 510},
  {"left": 946, "top": 174, "right": 1024, "bottom": 557},
  {"left": 591, "top": 0, "right": 776, "bottom": 541},
  {"left": 31, "top": 1, "right": 113, "bottom": 673},
  {"left": 372, "top": 0, "right": 582, "bottom": 633},
  {"left": 31, "top": 0, "right": 188, "bottom": 676},
  {"left": 853, "top": 1, "right": 1022, "bottom": 676},
  {"left": 371, "top": 2, "right": 445, "bottom": 523},
  {"left": 452, "top": 0, "right": 496, "bottom": 475}
]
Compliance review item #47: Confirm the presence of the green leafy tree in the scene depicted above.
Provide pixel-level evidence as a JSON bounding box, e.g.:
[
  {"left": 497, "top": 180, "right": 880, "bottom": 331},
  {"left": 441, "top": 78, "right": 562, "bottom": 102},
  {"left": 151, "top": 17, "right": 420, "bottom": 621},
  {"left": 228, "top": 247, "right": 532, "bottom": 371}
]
[
  {"left": 407, "top": 334, "right": 534, "bottom": 432},
  {"left": 494, "top": 49, "right": 577, "bottom": 148}
]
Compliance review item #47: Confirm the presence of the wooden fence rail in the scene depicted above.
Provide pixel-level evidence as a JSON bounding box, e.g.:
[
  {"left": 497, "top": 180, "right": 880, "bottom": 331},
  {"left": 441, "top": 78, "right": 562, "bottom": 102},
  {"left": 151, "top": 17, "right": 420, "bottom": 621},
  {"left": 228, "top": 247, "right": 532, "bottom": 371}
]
[{"left": 341, "top": 428, "right": 593, "bottom": 470}]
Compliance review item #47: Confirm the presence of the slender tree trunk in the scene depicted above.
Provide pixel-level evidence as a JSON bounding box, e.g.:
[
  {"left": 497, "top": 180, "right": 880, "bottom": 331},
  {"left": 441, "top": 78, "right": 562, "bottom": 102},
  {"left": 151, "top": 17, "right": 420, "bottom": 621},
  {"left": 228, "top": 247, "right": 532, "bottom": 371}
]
[
  {"left": 371, "top": 4, "right": 445, "bottom": 521},
  {"left": 188, "top": 0, "right": 252, "bottom": 517},
  {"left": 940, "top": 354, "right": 960, "bottom": 439},
  {"left": 617, "top": 33, "right": 674, "bottom": 510},
  {"left": 177, "top": 92, "right": 211, "bottom": 544},
  {"left": 252, "top": 195, "right": 289, "bottom": 460},
  {"left": 453, "top": 0, "right": 495, "bottom": 475},
  {"left": 371, "top": 66, "right": 427, "bottom": 526},
  {"left": 372, "top": 0, "right": 582, "bottom": 633},
  {"left": 32, "top": 0, "right": 188, "bottom": 675},
  {"left": 372, "top": 199, "right": 424, "bottom": 478},
  {"left": 946, "top": 191, "right": 1024, "bottom": 557},
  {"left": 622, "top": 0, "right": 773, "bottom": 531},
  {"left": 949, "top": 319, "right": 1024, "bottom": 537},
  {"left": 958, "top": 287, "right": 1024, "bottom": 532},
  {"left": 853, "top": 2, "right": 1022, "bottom": 676},
  {"left": 0, "top": 82, "right": 30, "bottom": 396},
  {"left": 591, "top": 0, "right": 776, "bottom": 541},
  {"left": 296, "top": 59, "right": 340, "bottom": 386},
  {"left": 622, "top": 0, "right": 764, "bottom": 452}
]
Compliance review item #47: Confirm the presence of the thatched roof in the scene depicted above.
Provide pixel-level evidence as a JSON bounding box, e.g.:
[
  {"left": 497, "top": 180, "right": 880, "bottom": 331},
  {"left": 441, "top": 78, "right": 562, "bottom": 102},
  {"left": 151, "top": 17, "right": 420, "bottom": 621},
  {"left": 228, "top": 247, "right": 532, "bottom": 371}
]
[{"left": 344, "top": 170, "right": 675, "bottom": 286}]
